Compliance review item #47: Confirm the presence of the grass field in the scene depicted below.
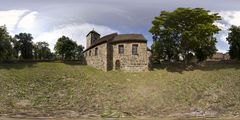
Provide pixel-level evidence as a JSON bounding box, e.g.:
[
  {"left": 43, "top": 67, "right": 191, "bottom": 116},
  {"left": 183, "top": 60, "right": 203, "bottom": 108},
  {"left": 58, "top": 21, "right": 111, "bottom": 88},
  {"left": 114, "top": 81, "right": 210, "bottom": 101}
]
[{"left": 0, "top": 61, "right": 240, "bottom": 119}]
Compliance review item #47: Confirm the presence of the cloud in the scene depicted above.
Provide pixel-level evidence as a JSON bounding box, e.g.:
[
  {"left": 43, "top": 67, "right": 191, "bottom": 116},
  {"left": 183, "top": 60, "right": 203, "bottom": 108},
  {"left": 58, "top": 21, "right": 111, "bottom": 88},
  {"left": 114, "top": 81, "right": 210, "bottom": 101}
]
[
  {"left": 2, "top": 7, "right": 240, "bottom": 54},
  {"left": 0, "top": 10, "right": 28, "bottom": 34},
  {"left": 34, "top": 23, "right": 119, "bottom": 51},
  {"left": 0, "top": 9, "right": 38, "bottom": 35},
  {"left": 17, "top": 11, "right": 38, "bottom": 30},
  {"left": 213, "top": 11, "right": 240, "bottom": 53},
  {"left": 219, "top": 11, "right": 240, "bottom": 26}
]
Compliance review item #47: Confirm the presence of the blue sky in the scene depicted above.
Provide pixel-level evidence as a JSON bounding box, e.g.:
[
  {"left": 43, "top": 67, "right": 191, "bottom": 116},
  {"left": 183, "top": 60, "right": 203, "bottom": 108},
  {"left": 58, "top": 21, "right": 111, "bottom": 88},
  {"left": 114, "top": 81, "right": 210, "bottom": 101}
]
[{"left": 1, "top": 0, "right": 240, "bottom": 53}]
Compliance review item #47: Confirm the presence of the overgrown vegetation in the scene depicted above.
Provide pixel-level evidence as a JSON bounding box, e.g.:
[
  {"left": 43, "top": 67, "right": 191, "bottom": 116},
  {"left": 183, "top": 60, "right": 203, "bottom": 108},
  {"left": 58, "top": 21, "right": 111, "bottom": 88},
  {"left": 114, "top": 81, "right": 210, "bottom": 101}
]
[{"left": 0, "top": 62, "right": 239, "bottom": 118}]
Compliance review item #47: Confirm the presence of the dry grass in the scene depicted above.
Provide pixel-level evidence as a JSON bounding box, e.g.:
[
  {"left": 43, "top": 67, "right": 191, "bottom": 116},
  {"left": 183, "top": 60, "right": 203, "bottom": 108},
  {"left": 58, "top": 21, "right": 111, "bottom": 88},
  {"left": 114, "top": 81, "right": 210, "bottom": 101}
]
[{"left": 0, "top": 61, "right": 239, "bottom": 119}]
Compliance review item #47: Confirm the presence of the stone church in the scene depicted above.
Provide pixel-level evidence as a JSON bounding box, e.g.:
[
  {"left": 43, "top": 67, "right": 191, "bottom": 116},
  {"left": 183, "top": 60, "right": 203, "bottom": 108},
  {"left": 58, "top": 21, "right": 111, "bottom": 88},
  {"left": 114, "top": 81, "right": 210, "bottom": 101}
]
[{"left": 83, "top": 30, "right": 149, "bottom": 72}]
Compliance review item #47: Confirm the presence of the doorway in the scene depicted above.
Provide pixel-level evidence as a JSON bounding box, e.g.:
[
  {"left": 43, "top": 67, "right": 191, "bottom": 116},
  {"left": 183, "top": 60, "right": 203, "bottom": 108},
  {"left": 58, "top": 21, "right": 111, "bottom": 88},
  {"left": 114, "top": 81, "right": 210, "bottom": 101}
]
[{"left": 115, "top": 60, "right": 120, "bottom": 70}]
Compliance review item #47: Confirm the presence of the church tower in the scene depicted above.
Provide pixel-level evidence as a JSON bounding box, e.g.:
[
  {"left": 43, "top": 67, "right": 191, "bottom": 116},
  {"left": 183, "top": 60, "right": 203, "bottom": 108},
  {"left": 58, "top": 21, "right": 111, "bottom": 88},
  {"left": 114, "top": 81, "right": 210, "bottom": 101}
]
[{"left": 86, "top": 29, "right": 100, "bottom": 48}]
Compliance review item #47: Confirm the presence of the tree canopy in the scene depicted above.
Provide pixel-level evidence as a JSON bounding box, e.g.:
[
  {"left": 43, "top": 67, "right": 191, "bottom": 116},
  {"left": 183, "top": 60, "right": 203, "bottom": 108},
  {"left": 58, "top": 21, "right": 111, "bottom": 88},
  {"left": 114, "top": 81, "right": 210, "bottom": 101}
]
[
  {"left": 0, "top": 25, "right": 12, "bottom": 62},
  {"left": 33, "top": 42, "right": 52, "bottom": 60},
  {"left": 227, "top": 25, "right": 240, "bottom": 60},
  {"left": 14, "top": 33, "right": 34, "bottom": 59},
  {"left": 149, "top": 8, "right": 221, "bottom": 63},
  {"left": 54, "top": 36, "right": 78, "bottom": 60}
]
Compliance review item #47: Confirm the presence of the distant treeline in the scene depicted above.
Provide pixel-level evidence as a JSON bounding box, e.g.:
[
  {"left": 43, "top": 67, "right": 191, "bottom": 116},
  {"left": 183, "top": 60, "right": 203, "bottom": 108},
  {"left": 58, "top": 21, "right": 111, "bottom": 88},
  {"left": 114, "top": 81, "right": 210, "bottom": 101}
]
[
  {"left": 0, "top": 26, "right": 84, "bottom": 62},
  {"left": 1, "top": 8, "right": 240, "bottom": 63}
]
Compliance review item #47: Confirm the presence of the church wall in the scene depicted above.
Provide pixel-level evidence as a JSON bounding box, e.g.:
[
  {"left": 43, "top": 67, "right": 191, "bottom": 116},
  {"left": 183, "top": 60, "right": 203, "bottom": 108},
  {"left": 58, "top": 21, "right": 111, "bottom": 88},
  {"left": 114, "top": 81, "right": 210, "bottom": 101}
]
[
  {"left": 106, "top": 43, "right": 113, "bottom": 71},
  {"left": 112, "top": 42, "right": 149, "bottom": 72},
  {"left": 84, "top": 43, "right": 108, "bottom": 71},
  {"left": 86, "top": 34, "right": 92, "bottom": 48}
]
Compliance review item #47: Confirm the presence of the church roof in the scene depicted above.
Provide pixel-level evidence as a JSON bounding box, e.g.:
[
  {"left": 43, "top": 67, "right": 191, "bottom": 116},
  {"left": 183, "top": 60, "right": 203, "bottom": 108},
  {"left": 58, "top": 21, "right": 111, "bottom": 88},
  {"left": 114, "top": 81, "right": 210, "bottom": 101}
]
[
  {"left": 110, "top": 34, "right": 147, "bottom": 43},
  {"left": 84, "top": 33, "right": 117, "bottom": 52},
  {"left": 84, "top": 33, "right": 147, "bottom": 52}
]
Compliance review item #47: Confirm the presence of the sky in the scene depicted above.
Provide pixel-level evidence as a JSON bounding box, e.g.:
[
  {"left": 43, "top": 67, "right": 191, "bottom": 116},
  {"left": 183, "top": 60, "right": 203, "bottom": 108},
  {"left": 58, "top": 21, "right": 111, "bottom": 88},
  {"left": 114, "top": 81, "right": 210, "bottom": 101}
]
[{"left": 1, "top": 0, "right": 240, "bottom": 53}]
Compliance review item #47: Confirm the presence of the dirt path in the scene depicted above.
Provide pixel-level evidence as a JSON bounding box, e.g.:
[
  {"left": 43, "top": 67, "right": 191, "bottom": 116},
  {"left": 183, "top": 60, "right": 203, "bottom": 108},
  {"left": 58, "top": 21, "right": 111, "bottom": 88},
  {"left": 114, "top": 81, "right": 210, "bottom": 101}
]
[{"left": 1, "top": 116, "right": 240, "bottom": 120}]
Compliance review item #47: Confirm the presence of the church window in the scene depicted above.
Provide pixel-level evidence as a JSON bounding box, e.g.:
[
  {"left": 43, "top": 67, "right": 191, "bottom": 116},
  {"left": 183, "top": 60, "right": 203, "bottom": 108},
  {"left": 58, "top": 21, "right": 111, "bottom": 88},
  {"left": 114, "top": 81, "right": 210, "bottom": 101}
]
[
  {"left": 132, "top": 44, "right": 138, "bottom": 55},
  {"left": 118, "top": 45, "right": 124, "bottom": 54}
]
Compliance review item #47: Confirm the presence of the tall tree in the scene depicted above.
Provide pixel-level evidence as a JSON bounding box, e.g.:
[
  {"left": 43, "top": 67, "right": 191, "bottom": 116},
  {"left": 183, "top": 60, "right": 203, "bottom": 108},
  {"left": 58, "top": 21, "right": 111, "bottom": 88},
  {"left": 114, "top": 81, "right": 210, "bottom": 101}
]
[
  {"left": 54, "top": 36, "right": 77, "bottom": 60},
  {"left": 149, "top": 8, "right": 221, "bottom": 63},
  {"left": 14, "top": 33, "right": 34, "bottom": 59},
  {"left": 227, "top": 25, "right": 240, "bottom": 60},
  {"left": 0, "top": 25, "right": 12, "bottom": 62}
]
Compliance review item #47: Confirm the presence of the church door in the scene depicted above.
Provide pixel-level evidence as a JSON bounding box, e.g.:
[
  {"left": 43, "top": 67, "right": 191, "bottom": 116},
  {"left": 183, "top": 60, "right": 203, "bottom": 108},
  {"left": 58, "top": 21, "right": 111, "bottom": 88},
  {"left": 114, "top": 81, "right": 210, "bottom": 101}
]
[{"left": 115, "top": 60, "right": 120, "bottom": 70}]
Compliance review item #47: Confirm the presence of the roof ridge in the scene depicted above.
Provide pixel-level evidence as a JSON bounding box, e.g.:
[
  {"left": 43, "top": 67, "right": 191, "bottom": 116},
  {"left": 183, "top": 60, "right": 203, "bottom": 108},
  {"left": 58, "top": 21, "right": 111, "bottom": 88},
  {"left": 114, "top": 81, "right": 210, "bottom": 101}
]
[
  {"left": 118, "top": 33, "right": 143, "bottom": 35},
  {"left": 83, "top": 33, "right": 118, "bottom": 52},
  {"left": 100, "top": 33, "right": 118, "bottom": 40}
]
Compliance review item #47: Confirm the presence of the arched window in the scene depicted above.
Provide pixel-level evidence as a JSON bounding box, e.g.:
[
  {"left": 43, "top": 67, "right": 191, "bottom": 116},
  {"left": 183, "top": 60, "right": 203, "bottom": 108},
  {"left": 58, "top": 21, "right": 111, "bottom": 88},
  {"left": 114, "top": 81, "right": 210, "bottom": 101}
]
[{"left": 89, "top": 50, "right": 91, "bottom": 56}]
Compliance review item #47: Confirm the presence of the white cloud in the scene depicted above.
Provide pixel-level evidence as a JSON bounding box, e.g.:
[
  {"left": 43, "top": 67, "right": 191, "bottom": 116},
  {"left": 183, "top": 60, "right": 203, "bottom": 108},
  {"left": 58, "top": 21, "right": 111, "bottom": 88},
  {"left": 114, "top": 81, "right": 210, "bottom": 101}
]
[
  {"left": 214, "top": 11, "right": 240, "bottom": 53},
  {"left": 0, "top": 10, "right": 28, "bottom": 34},
  {"left": 0, "top": 9, "right": 38, "bottom": 35},
  {"left": 18, "top": 11, "right": 38, "bottom": 30},
  {"left": 34, "top": 23, "right": 119, "bottom": 51},
  {"left": 2, "top": 9, "right": 240, "bottom": 54},
  {"left": 218, "top": 11, "right": 240, "bottom": 26},
  {"left": 214, "top": 22, "right": 228, "bottom": 31}
]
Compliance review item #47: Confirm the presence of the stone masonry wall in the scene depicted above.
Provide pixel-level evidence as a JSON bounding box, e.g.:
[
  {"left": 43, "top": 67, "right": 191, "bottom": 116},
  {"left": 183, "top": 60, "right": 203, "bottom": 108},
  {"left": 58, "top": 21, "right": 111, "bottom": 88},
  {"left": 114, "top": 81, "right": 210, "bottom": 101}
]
[
  {"left": 106, "top": 43, "right": 113, "bottom": 71},
  {"left": 84, "top": 43, "right": 108, "bottom": 71},
  {"left": 112, "top": 42, "right": 149, "bottom": 72},
  {"left": 86, "top": 34, "right": 91, "bottom": 48}
]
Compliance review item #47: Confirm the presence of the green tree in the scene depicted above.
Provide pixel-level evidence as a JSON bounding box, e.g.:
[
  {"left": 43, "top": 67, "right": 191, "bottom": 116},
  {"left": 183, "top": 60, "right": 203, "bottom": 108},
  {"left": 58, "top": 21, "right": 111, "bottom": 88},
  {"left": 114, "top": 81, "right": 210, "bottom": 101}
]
[
  {"left": 227, "top": 25, "right": 240, "bottom": 60},
  {"left": 149, "top": 8, "right": 221, "bottom": 63},
  {"left": 0, "top": 25, "right": 13, "bottom": 62},
  {"left": 14, "top": 33, "right": 34, "bottom": 59},
  {"left": 75, "top": 45, "right": 84, "bottom": 60},
  {"left": 34, "top": 42, "right": 52, "bottom": 60},
  {"left": 54, "top": 36, "right": 77, "bottom": 60}
]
